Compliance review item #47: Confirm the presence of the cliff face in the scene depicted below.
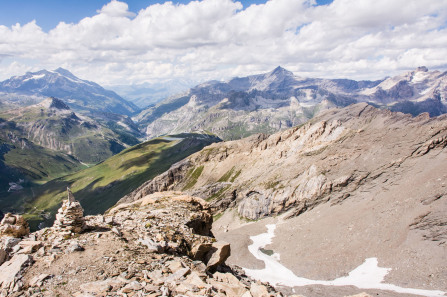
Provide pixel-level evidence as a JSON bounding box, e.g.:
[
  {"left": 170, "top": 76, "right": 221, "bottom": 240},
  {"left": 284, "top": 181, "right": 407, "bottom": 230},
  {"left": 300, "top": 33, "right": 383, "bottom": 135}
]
[
  {"left": 0, "top": 191, "right": 282, "bottom": 297},
  {"left": 120, "top": 103, "right": 447, "bottom": 221}
]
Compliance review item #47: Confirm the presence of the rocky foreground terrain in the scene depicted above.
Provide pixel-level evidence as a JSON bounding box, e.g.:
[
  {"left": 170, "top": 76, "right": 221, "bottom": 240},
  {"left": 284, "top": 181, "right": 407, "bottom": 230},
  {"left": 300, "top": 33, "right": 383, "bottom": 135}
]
[
  {"left": 0, "top": 189, "right": 325, "bottom": 297},
  {"left": 120, "top": 103, "right": 447, "bottom": 296}
]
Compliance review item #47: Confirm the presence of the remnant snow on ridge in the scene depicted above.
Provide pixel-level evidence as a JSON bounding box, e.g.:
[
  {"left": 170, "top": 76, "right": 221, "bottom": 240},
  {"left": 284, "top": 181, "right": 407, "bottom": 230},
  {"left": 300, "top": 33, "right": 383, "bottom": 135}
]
[
  {"left": 23, "top": 73, "right": 46, "bottom": 82},
  {"left": 243, "top": 224, "right": 446, "bottom": 297}
]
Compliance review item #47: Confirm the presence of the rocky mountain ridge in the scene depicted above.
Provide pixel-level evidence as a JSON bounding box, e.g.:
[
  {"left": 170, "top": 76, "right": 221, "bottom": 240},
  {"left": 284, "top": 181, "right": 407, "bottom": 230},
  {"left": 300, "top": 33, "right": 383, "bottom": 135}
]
[
  {"left": 122, "top": 102, "right": 447, "bottom": 219},
  {"left": 0, "top": 191, "right": 289, "bottom": 297},
  {"left": 0, "top": 97, "right": 140, "bottom": 164},
  {"left": 136, "top": 66, "right": 447, "bottom": 140},
  {"left": 0, "top": 68, "right": 139, "bottom": 116}
]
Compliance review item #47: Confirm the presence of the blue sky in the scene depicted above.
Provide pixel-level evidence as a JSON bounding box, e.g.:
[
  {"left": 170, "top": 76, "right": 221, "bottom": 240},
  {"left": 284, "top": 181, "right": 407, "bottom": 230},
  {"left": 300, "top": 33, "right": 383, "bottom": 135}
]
[
  {"left": 0, "top": 0, "right": 445, "bottom": 85},
  {"left": 0, "top": 0, "right": 333, "bottom": 32}
]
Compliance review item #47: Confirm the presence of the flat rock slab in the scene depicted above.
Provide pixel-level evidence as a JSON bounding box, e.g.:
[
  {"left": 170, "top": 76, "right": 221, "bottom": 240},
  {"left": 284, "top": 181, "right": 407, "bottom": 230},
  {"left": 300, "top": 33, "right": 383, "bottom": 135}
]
[{"left": 0, "top": 254, "right": 32, "bottom": 289}]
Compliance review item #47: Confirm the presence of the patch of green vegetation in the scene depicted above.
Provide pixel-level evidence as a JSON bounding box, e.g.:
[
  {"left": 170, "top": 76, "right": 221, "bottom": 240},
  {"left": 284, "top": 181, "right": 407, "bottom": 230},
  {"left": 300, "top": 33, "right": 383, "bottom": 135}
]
[
  {"left": 264, "top": 180, "right": 280, "bottom": 189},
  {"left": 302, "top": 145, "right": 327, "bottom": 156},
  {"left": 10, "top": 134, "right": 219, "bottom": 230},
  {"left": 0, "top": 137, "right": 85, "bottom": 218},
  {"left": 201, "top": 147, "right": 217, "bottom": 160},
  {"left": 230, "top": 170, "right": 242, "bottom": 182},
  {"left": 302, "top": 106, "right": 319, "bottom": 120},
  {"left": 2, "top": 143, "right": 84, "bottom": 182},
  {"left": 207, "top": 185, "right": 231, "bottom": 201},
  {"left": 218, "top": 167, "right": 242, "bottom": 183},
  {"left": 238, "top": 215, "right": 259, "bottom": 223},
  {"left": 213, "top": 212, "right": 223, "bottom": 221},
  {"left": 221, "top": 122, "right": 276, "bottom": 141},
  {"left": 182, "top": 165, "right": 204, "bottom": 190},
  {"left": 260, "top": 248, "right": 274, "bottom": 256},
  {"left": 218, "top": 167, "right": 235, "bottom": 182}
]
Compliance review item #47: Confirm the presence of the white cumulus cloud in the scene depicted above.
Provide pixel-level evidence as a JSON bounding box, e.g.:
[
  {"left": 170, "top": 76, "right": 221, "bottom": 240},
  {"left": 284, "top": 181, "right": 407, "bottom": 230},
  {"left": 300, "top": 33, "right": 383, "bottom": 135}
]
[{"left": 0, "top": 0, "right": 446, "bottom": 86}]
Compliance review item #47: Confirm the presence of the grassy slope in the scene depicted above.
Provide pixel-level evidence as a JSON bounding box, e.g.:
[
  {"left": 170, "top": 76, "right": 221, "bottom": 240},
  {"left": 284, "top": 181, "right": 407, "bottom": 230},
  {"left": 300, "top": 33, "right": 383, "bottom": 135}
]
[
  {"left": 0, "top": 136, "right": 85, "bottom": 206},
  {"left": 0, "top": 106, "right": 138, "bottom": 164},
  {"left": 16, "top": 134, "right": 219, "bottom": 230},
  {"left": 0, "top": 137, "right": 85, "bottom": 217},
  {"left": 3, "top": 142, "right": 84, "bottom": 183}
]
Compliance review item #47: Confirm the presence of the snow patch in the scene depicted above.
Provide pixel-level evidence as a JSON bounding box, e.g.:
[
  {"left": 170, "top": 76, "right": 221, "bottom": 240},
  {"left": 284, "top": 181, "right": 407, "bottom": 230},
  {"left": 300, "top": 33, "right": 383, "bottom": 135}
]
[
  {"left": 379, "top": 78, "right": 400, "bottom": 90},
  {"left": 412, "top": 71, "right": 429, "bottom": 83},
  {"left": 23, "top": 73, "right": 46, "bottom": 82},
  {"left": 243, "top": 224, "right": 446, "bottom": 297}
]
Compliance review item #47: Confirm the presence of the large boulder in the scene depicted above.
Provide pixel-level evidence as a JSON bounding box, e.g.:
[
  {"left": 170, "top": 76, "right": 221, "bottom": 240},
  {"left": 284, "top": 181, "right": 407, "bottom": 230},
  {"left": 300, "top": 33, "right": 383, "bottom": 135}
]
[
  {"left": 0, "top": 213, "right": 29, "bottom": 238},
  {"left": 205, "top": 241, "right": 231, "bottom": 272}
]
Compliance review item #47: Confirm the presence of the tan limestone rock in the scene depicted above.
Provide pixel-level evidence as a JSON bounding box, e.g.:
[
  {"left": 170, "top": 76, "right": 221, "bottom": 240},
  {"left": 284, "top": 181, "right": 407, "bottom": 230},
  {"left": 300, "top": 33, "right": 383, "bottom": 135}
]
[
  {"left": 0, "top": 254, "right": 32, "bottom": 290},
  {"left": 0, "top": 213, "right": 30, "bottom": 238},
  {"left": 250, "top": 282, "right": 270, "bottom": 297},
  {"left": 205, "top": 241, "right": 231, "bottom": 272}
]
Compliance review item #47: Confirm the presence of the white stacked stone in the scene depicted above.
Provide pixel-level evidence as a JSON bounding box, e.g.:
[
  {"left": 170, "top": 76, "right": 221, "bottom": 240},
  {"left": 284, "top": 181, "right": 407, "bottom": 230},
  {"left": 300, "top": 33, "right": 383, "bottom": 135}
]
[{"left": 52, "top": 188, "right": 85, "bottom": 234}]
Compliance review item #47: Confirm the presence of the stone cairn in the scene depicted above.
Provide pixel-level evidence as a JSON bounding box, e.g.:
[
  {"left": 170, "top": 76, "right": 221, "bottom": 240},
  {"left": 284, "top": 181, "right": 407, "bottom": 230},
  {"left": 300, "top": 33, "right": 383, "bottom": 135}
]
[
  {"left": 0, "top": 213, "right": 30, "bottom": 238},
  {"left": 52, "top": 187, "right": 85, "bottom": 234}
]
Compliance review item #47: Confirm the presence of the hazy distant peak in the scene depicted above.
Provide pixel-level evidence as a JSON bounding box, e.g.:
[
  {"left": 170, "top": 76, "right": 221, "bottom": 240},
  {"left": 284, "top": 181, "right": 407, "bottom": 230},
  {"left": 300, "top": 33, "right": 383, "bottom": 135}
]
[
  {"left": 416, "top": 66, "right": 428, "bottom": 72},
  {"left": 53, "top": 67, "right": 78, "bottom": 79},
  {"left": 38, "top": 97, "right": 71, "bottom": 110},
  {"left": 269, "top": 66, "right": 294, "bottom": 77}
]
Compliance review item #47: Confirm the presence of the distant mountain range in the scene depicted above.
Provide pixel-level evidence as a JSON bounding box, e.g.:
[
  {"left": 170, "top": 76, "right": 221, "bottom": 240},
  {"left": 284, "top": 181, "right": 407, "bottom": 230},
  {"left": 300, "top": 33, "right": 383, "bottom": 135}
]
[
  {"left": 135, "top": 66, "right": 447, "bottom": 140},
  {"left": 0, "top": 68, "right": 139, "bottom": 116},
  {"left": 109, "top": 79, "right": 195, "bottom": 109},
  {"left": 2, "top": 66, "right": 445, "bottom": 142}
]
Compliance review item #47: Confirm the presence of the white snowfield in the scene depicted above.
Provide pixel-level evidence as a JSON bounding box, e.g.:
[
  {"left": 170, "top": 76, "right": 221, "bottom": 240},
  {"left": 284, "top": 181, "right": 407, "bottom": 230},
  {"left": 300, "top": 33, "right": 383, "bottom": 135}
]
[{"left": 244, "top": 224, "right": 446, "bottom": 297}]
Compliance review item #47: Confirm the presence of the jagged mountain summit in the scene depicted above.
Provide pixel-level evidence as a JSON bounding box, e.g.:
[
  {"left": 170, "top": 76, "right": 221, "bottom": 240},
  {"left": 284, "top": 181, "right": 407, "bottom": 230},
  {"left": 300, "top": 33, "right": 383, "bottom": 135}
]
[
  {"left": 0, "top": 68, "right": 139, "bottom": 116},
  {"left": 135, "top": 66, "right": 447, "bottom": 141},
  {"left": 122, "top": 103, "right": 447, "bottom": 296}
]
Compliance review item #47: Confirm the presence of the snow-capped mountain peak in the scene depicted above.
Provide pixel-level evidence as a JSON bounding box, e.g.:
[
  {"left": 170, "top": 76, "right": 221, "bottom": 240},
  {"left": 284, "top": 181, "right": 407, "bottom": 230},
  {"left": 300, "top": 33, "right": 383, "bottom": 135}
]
[{"left": 0, "top": 68, "right": 139, "bottom": 116}]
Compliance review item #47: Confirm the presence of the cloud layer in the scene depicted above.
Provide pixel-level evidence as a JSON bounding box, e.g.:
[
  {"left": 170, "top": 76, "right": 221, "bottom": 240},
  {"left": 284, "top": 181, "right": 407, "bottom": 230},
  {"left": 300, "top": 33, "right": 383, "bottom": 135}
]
[{"left": 0, "top": 0, "right": 446, "bottom": 85}]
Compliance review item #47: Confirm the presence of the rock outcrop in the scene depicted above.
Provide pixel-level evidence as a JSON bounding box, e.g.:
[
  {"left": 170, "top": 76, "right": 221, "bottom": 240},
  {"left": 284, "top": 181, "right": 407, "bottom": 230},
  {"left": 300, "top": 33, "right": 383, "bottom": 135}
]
[
  {"left": 115, "top": 103, "right": 447, "bottom": 295},
  {"left": 0, "top": 213, "right": 29, "bottom": 238},
  {"left": 0, "top": 254, "right": 33, "bottom": 295},
  {"left": 52, "top": 188, "right": 85, "bottom": 234},
  {"left": 0, "top": 191, "right": 283, "bottom": 297}
]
